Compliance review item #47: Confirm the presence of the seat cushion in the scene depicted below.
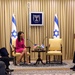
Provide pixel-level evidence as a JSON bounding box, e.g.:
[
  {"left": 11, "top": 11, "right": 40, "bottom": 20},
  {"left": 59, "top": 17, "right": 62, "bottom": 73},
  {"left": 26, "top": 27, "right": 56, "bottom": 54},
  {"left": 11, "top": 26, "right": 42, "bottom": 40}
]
[
  {"left": 47, "top": 51, "right": 62, "bottom": 55},
  {"left": 12, "top": 52, "right": 30, "bottom": 56},
  {"left": 12, "top": 52, "right": 21, "bottom": 57}
]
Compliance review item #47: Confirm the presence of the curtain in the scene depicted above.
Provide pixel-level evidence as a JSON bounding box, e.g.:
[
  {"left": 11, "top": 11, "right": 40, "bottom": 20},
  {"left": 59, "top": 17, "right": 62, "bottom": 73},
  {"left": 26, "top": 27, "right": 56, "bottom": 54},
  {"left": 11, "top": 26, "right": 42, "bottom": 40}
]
[{"left": 0, "top": 0, "right": 74, "bottom": 60}]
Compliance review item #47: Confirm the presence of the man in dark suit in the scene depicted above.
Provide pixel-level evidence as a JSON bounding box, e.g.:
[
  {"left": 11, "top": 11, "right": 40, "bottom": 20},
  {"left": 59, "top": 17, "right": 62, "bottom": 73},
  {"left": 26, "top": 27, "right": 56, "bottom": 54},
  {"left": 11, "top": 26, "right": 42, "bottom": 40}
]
[
  {"left": 70, "top": 52, "right": 75, "bottom": 71},
  {"left": 0, "top": 47, "right": 14, "bottom": 73}
]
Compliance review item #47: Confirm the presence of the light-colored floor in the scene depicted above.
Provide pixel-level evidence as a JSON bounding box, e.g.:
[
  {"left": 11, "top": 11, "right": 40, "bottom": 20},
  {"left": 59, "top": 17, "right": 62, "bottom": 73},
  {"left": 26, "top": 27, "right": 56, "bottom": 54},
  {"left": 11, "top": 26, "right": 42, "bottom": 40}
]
[
  {"left": 9, "top": 60, "right": 73, "bottom": 70},
  {"left": 10, "top": 60, "right": 75, "bottom": 75}
]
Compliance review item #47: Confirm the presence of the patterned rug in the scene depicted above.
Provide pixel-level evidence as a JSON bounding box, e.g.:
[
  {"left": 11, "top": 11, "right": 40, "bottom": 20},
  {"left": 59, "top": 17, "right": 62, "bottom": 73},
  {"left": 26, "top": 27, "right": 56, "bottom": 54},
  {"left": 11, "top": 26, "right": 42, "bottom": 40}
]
[
  {"left": 9, "top": 60, "right": 75, "bottom": 75},
  {"left": 12, "top": 70, "right": 75, "bottom": 75},
  {"left": 19, "top": 62, "right": 67, "bottom": 67}
]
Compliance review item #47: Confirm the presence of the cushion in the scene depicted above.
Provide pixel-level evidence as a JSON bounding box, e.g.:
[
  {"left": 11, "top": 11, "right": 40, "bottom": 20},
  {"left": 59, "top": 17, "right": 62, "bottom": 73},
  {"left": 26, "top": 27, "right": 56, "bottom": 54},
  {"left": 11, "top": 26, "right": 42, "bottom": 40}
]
[
  {"left": 49, "top": 39, "right": 62, "bottom": 50},
  {"left": 12, "top": 52, "right": 30, "bottom": 56},
  {"left": 47, "top": 51, "right": 62, "bottom": 55}
]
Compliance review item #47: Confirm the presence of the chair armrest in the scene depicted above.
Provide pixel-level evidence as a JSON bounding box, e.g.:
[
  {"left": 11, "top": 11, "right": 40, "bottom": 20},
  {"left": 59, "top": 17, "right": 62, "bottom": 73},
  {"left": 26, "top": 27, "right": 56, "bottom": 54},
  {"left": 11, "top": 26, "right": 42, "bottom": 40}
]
[
  {"left": 61, "top": 44, "right": 62, "bottom": 52},
  {"left": 45, "top": 46, "right": 48, "bottom": 53},
  {"left": 25, "top": 46, "right": 31, "bottom": 53},
  {"left": 12, "top": 45, "right": 16, "bottom": 49},
  {"left": 11, "top": 45, "right": 16, "bottom": 53},
  {"left": 25, "top": 46, "right": 31, "bottom": 48},
  {"left": 45, "top": 45, "right": 50, "bottom": 52}
]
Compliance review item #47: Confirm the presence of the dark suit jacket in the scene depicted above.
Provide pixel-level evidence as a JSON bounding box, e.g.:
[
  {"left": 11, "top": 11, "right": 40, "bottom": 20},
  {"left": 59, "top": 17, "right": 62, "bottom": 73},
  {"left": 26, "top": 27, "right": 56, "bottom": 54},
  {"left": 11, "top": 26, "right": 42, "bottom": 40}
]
[
  {"left": 0, "top": 47, "right": 9, "bottom": 57},
  {"left": 73, "top": 52, "right": 75, "bottom": 63}
]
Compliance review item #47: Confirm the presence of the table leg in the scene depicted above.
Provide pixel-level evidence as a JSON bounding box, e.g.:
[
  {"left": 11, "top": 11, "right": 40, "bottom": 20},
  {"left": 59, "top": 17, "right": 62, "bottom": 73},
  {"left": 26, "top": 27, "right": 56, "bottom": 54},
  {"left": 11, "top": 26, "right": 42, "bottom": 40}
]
[{"left": 34, "top": 52, "right": 45, "bottom": 65}]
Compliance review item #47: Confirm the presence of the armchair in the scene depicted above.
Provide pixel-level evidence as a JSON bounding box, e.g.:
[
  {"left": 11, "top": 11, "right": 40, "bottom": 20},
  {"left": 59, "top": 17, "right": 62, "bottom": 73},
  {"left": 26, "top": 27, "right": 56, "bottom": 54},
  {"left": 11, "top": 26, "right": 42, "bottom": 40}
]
[
  {"left": 46, "top": 38, "right": 62, "bottom": 64},
  {"left": 11, "top": 39, "right": 31, "bottom": 65}
]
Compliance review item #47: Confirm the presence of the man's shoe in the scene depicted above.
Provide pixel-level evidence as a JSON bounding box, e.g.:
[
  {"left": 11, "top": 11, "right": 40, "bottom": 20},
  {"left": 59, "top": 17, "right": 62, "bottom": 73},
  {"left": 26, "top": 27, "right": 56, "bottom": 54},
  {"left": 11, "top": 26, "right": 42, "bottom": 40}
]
[
  {"left": 73, "top": 69, "right": 75, "bottom": 71},
  {"left": 70, "top": 67, "right": 74, "bottom": 69},
  {"left": 6, "top": 69, "right": 14, "bottom": 72},
  {"left": 70, "top": 65, "right": 75, "bottom": 69}
]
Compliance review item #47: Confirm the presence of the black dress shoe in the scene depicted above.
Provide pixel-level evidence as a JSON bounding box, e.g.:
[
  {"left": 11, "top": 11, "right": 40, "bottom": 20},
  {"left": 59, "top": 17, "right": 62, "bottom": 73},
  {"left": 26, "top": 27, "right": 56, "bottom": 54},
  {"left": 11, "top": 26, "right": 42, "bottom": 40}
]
[
  {"left": 73, "top": 69, "right": 75, "bottom": 71},
  {"left": 70, "top": 67, "right": 74, "bottom": 69},
  {"left": 70, "top": 65, "right": 75, "bottom": 69},
  {"left": 6, "top": 69, "right": 14, "bottom": 72}
]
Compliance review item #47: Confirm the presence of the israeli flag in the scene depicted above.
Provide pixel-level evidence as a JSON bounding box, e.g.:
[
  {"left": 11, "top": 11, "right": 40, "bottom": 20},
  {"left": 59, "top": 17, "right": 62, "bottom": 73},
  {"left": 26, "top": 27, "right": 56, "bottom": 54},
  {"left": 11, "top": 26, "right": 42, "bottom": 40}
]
[
  {"left": 10, "top": 14, "right": 17, "bottom": 45},
  {"left": 41, "top": 44, "right": 44, "bottom": 48},
  {"left": 53, "top": 14, "right": 60, "bottom": 39}
]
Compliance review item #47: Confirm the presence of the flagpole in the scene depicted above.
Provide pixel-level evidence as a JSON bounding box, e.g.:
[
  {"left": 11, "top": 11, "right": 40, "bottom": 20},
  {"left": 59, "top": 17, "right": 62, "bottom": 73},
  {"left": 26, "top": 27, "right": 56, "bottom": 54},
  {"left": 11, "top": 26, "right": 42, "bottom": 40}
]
[{"left": 27, "top": 2, "right": 30, "bottom": 46}]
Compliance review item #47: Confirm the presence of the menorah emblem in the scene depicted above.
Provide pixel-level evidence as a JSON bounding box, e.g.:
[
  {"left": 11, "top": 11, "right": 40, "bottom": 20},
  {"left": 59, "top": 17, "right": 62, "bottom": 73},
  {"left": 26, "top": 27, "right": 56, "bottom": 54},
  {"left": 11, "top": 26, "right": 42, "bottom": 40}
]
[{"left": 33, "top": 15, "right": 40, "bottom": 23}]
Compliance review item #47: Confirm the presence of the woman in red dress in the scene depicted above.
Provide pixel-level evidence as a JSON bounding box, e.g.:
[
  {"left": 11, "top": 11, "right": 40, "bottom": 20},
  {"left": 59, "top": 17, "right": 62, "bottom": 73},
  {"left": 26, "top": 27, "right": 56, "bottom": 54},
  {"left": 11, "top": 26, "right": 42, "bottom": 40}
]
[{"left": 16, "top": 31, "right": 28, "bottom": 64}]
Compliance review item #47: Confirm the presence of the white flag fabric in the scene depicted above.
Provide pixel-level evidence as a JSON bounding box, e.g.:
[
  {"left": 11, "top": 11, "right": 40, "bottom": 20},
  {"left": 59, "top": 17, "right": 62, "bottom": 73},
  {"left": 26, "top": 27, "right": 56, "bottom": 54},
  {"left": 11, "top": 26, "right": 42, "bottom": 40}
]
[
  {"left": 10, "top": 14, "right": 17, "bottom": 45},
  {"left": 53, "top": 14, "right": 60, "bottom": 39},
  {"left": 41, "top": 44, "right": 44, "bottom": 48}
]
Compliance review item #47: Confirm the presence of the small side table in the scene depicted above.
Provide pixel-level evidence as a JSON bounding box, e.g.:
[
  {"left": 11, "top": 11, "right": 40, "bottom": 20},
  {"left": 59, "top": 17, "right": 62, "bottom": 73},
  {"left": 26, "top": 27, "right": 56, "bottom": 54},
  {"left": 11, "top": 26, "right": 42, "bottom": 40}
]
[{"left": 32, "top": 49, "right": 46, "bottom": 65}]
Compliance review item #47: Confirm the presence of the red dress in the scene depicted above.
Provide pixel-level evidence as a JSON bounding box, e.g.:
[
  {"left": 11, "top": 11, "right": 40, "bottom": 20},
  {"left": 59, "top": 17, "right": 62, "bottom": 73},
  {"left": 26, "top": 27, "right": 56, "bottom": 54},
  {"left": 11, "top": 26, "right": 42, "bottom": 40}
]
[{"left": 16, "top": 38, "right": 25, "bottom": 53}]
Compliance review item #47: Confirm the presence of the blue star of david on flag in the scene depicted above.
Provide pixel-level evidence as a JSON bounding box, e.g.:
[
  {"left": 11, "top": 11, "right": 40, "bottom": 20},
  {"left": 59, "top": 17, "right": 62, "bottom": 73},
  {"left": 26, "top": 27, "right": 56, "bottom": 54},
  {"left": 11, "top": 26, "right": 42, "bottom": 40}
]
[
  {"left": 11, "top": 30, "right": 17, "bottom": 38},
  {"left": 53, "top": 14, "right": 60, "bottom": 39},
  {"left": 41, "top": 44, "right": 44, "bottom": 48},
  {"left": 54, "top": 29, "right": 59, "bottom": 37}
]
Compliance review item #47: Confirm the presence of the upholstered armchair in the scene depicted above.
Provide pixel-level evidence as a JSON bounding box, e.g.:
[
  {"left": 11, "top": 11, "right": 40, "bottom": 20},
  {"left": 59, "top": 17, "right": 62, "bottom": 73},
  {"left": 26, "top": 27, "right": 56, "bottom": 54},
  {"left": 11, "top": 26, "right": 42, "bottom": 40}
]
[
  {"left": 46, "top": 38, "right": 62, "bottom": 64},
  {"left": 11, "top": 39, "right": 31, "bottom": 65}
]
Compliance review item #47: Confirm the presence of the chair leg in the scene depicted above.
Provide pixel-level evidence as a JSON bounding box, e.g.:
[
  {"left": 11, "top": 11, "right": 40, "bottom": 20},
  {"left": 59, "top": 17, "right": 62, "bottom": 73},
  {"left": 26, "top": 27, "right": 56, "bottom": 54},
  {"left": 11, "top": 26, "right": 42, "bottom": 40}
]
[
  {"left": 29, "top": 56, "right": 30, "bottom": 63},
  {"left": 13, "top": 57, "right": 16, "bottom": 65},
  {"left": 61, "top": 55, "right": 62, "bottom": 64},
  {"left": 49, "top": 55, "right": 50, "bottom": 64},
  {"left": 46, "top": 55, "right": 47, "bottom": 64},
  {"left": 24, "top": 54, "right": 25, "bottom": 64},
  {"left": 54, "top": 55, "right": 55, "bottom": 62}
]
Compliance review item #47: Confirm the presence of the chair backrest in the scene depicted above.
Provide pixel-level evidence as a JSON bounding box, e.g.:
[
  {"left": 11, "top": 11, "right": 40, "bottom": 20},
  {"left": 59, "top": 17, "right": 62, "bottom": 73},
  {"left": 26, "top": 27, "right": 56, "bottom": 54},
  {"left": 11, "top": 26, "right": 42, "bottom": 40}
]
[
  {"left": 11, "top": 39, "right": 16, "bottom": 51},
  {"left": 12, "top": 39, "right": 16, "bottom": 47},
  {"left": 49, "top": 38, "right": 62, "bottom": 51}
]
